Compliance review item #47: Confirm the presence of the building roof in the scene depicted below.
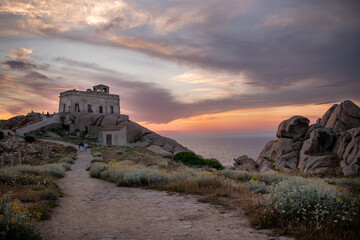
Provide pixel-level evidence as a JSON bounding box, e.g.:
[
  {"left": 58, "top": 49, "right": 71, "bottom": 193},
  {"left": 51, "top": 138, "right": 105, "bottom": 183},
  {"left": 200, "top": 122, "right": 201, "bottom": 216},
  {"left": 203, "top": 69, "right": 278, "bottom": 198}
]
[{"left": 93, "top": 84, "right": 109, "bottom": 88}]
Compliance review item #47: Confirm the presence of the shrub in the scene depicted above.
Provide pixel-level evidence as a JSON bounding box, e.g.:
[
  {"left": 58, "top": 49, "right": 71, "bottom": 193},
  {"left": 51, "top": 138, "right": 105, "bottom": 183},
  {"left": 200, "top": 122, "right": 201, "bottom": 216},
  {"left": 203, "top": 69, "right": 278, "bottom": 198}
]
[
  {"left": 243, "top": 180, "right": 271, "bottom": 194},
  {"left": 89, "top": 161, "right": 218, "bottom": 187},
  {"left": 24, "top": 136, "right": 36, "bottom": 143},
  {"left": 60, "top": 156, "right": 74, "bottom": 164},
  {"left": 253, "top": 177, "right": 359, "bottom": 230},
  {"left": 174, "top": 152, "right": 224, "bottom": 170},
  {"left": 91, "top": 157, "right": 103, "bottom": 163},
  {"left": 40, "top": 190, "right": 59, "bottom": 200},
  {"left": 0, "top": 194, "right": 41, "bottom": 240},
  {"left": 65, "top": 146, "right": 77, "bottom": 153},
  {"left": 43, "top": 164, "right": 66, "bottom": 178},
  {"left": 89, "top": 163, "right": 108, "bottom": 178},
  {"left": 92, "top": 152, "right": 102, "bottom": 157},
  {"left": 220, "top": 169, "right": 289, "bottom": 184}
]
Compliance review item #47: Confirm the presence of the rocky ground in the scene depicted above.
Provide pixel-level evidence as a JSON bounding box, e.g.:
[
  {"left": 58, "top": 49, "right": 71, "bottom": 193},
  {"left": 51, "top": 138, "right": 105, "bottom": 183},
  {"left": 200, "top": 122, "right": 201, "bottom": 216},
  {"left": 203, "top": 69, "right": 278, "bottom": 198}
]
[{"left": 38, "top": 141, "right": 283, "bottom": 240}]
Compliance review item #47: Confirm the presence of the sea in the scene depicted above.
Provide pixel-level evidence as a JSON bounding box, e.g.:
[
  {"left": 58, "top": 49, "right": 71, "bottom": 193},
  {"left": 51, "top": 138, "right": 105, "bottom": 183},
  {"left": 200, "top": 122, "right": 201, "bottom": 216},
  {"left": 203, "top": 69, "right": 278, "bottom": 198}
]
[{"left": 169, "top": 134, "right": 275, "bottom": 167}]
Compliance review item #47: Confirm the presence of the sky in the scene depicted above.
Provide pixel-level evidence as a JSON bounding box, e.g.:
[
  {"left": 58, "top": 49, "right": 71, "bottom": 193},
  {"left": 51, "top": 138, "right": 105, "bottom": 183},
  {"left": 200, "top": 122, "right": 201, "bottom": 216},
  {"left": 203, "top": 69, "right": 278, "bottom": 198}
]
[{"left": 0, "top": 0, "right": 359, "bottom": 136}]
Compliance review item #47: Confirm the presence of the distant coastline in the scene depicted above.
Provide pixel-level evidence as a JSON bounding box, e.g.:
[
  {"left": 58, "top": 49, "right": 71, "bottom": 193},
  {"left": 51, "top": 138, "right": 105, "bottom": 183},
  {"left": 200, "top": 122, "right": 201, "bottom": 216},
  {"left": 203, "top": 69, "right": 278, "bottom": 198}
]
[{"left": 170, "top": 134, "right": 274, "bottom": 167}]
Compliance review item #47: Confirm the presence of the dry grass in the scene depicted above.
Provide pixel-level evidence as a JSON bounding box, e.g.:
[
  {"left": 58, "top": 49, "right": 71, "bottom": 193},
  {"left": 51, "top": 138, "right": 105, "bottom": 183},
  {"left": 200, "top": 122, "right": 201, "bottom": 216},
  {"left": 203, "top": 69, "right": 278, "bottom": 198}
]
[
  {"left": 92, "top": 146, "right": 168, "bottom": 167},
  {"left": 149, "top": 178, "right": 254, "bottom": 211}
]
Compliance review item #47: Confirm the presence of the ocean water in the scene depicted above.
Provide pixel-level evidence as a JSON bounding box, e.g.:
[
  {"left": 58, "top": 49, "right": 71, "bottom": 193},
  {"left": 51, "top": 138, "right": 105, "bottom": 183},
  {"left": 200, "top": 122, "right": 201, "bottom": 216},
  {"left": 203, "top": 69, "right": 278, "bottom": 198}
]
[{"left": 171, "top": 135, "right": 274, "bottom": 167}]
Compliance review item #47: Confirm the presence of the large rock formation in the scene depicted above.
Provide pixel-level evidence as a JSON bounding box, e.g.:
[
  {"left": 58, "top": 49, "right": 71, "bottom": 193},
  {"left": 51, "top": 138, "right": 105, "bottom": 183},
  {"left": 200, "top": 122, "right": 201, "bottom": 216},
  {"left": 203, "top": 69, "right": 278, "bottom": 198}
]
[
  {"left": 276, "top": 116, "right": 310, "bottom": 139},
  {"left": 319, "top": 100, "right": 360, "bottom": 131},
  {"left": 249, "top": 100, "right": 360, "bottom": 176}
]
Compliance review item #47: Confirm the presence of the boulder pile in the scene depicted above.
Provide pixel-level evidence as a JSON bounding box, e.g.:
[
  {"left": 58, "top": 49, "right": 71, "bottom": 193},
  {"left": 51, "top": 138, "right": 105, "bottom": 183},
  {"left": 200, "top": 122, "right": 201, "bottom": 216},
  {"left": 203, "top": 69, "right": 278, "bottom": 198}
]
[{"left": 236, "top": 100, "right": 360, "bottom": 177}]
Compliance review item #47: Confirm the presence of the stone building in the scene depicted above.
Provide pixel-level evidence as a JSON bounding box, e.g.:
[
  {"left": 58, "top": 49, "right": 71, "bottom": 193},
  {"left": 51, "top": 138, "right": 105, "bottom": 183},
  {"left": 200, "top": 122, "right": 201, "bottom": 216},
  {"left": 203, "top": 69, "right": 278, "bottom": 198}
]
[
  {"left": 99, "top": 125, "right": 127, "bottom": 146},
  {"left": 58, "top": 84, "right": 120, "bottom": 115}
]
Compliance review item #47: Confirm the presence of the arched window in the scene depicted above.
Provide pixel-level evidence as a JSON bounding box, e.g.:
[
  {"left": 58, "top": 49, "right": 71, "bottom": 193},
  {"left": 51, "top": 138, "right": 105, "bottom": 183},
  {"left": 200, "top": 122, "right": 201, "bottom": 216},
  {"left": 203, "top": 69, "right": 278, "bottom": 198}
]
[
  {"left": 63, "top": 104, "right": 66, "bottom": 112},
  {"left": 99, "top": 106, "right": 103, "bottom": 113},
  {"left": 75, "top": 103, "right": 80, "bottom": 112},
  {"left": 110, "top": 106, "right": 114, "bottom": 114}
]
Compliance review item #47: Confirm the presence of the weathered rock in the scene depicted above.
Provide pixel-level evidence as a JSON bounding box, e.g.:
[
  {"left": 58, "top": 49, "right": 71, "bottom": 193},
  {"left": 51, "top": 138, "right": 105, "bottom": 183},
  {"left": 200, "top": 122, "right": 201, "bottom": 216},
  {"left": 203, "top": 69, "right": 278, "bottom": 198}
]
[
  {"left": 0, "top": 114, "right": 42, "bottom": 130},
  {"left": 100, "top": 114, "right": 118, "bottom": 127},
  {"left": 134, "top": 137, "right": 152, "bottom": 147},
  {"left": 146, "top": 145, "right": 172, "bottom": 157},
  {"left": 273, "top": 151, "right": 298, "bottom": 170},
  {"left": 333, "top": 128, "right": 360, "bottom": 164},
  {"left": 342, "top": 163, "right": 360, "bottom": 177},
  {"left": 305, "top": 124, "right": 323, "bottom": 139},
  {"left": 233, "top": 155, "right": 258, "bottom": 171},
  {"left": 153, "top": 136, "right": 181, "bottom": 152},
  {"left": 256, "top": 138, "right": 301, "bottom": 171},
  {"left": 301, "top": 128, "right": 336, "bottom": 155},
  {"left": 146, "top": 133, "right": 161, "bottom": 141},
  {"left": 298, "top": 154, "right": 338, "bottom": 174},
  {"left": 298, "top": 129, "right": 339, "bottom": 175},
  {"left": 117, "top": 121, "right": 151, "bottom": 143},
  {"left": 276, "top": 116, "right": 310, "bottom": 139},
  {"left": 319, "top": 100, "right": 360, "bottom": 131}
]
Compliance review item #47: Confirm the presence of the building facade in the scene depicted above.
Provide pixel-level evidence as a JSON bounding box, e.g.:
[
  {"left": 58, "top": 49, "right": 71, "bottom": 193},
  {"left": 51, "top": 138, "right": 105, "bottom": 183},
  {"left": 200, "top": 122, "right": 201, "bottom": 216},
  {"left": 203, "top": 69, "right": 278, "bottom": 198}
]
[{"left": 58, "top": 84, "right": 120, "bottom": 115}]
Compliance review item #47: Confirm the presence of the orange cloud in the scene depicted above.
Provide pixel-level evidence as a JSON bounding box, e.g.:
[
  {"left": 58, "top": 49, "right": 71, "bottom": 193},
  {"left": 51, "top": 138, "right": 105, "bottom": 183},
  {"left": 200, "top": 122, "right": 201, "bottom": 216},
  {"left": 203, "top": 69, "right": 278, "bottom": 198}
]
[
  {"left": 108, "top": 36, "right": 172, "bottom": 55},
  {"left": 9, "top": 48, "right": 32, "bottom": 60}
]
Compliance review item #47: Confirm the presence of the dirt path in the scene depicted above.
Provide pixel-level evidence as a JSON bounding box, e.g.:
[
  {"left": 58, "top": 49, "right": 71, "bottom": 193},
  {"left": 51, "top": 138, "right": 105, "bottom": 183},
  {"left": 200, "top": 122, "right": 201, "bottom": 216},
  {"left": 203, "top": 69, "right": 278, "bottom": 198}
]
[{"left": 38, "top": 141, "right": 281, "bottom": 240}]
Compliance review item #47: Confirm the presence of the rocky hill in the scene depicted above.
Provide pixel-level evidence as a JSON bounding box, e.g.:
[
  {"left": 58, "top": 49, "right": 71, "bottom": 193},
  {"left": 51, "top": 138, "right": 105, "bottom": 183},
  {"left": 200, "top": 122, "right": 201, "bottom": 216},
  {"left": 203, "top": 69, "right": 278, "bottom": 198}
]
[
  {"left": 0, "top": 112, "right": 191, "bottom": 162},
  {"left": 234, "top": 100, "right": 360, "bottom": 177}
]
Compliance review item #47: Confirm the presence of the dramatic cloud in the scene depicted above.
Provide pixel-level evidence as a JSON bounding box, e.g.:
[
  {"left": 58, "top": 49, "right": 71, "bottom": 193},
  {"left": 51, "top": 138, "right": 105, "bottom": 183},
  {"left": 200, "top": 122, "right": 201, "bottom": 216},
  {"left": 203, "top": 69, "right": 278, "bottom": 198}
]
[
  {"left": 3, "top": 60, "right": 37, "bottom": 70},
  {"left": 0, "top": 0, "right": 359, "bottom": 124}
]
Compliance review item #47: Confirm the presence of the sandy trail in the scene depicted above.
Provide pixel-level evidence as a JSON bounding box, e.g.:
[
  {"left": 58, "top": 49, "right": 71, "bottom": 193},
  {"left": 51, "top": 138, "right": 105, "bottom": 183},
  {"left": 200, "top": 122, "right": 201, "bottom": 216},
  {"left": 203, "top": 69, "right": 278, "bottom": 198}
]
[{"left": 38, "top": 141, "right": 279, "bottom": 240}]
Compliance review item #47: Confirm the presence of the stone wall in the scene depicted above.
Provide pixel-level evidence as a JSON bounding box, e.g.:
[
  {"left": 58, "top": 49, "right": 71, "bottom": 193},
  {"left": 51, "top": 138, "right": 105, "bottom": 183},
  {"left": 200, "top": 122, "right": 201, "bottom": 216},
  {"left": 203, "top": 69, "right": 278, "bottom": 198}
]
[
  {"left": 59, "top": 90, "right": 120, "bottom": 115},
  {"left": 99, "top": 127, "right": 127, "bottom": 146}
]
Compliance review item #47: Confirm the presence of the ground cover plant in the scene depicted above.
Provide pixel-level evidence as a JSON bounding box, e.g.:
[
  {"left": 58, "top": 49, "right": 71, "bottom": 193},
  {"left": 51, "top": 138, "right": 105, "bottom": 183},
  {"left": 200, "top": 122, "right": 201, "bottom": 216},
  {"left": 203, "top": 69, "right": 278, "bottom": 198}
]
[
  {"left": 0, "top": 142, "right": 77, "bottom": 239},
  {"left": 220, "top": 170, "right": 360, "bottom": 240}
]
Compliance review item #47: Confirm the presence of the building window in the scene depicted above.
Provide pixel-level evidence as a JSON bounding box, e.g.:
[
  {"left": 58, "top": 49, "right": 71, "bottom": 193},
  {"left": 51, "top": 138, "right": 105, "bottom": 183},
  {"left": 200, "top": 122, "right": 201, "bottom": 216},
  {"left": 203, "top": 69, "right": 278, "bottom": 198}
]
[
  {"left": 103, "top": 88, "right": 107, "bottom": 93},
  {"left": 99, "top": 106, "right": 103, "bottom": 113},
  {"left": 110, "top": 106, "right": 114, "bottom": 114},
  {"left": 88, "top": 104, "right": 92, "bottom": 113},
  {"left": 75, "top": 103, "right": 80, "bottom": 112},
  {"left": 63, "top": 104, "right": 66, "bottom": 112}
]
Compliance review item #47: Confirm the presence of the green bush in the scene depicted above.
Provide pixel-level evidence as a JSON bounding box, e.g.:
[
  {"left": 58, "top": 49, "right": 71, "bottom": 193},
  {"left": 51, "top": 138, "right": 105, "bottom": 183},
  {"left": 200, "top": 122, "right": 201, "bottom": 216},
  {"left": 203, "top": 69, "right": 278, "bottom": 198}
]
[
  {"left": 173, "top": 152, "right": 224, "bottom": 170},
  {"left": 40, "top": 189, "right": 59, "bottom": 200},
  {"left": 24, "top": 136, "right": 36, "bottom": 143}
]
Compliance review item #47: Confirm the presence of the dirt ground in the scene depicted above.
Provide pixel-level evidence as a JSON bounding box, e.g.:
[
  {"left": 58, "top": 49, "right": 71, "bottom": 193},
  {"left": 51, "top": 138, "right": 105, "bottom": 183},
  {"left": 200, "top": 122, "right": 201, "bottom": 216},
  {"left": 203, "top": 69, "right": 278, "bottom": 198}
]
[{"left": 38, "top": 141, "right": 283, "bottom": 240}]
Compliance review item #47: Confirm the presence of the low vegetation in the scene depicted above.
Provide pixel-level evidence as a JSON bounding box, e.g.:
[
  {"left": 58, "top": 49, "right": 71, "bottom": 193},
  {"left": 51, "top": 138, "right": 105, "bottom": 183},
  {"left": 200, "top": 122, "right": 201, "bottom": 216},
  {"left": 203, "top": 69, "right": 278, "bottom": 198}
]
[
  {"left": 0, "top": 143, "right": 77, "bottom": 239},
  {"left": 89, "top": 146, "right": 360, "bottom": 240},
  {"left": 220, "top": 169, "right": 360, "bottom": 240},
  {"left": 173, "top": 152, "right": 224, "bottom": 170}
]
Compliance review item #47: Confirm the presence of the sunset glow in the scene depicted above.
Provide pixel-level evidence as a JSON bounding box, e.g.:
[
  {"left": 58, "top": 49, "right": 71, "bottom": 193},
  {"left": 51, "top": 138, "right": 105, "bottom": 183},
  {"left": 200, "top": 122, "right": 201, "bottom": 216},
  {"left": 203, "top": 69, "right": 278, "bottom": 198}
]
[{"left": 0, "top": 0, "right": 359, "bottom": 134}]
